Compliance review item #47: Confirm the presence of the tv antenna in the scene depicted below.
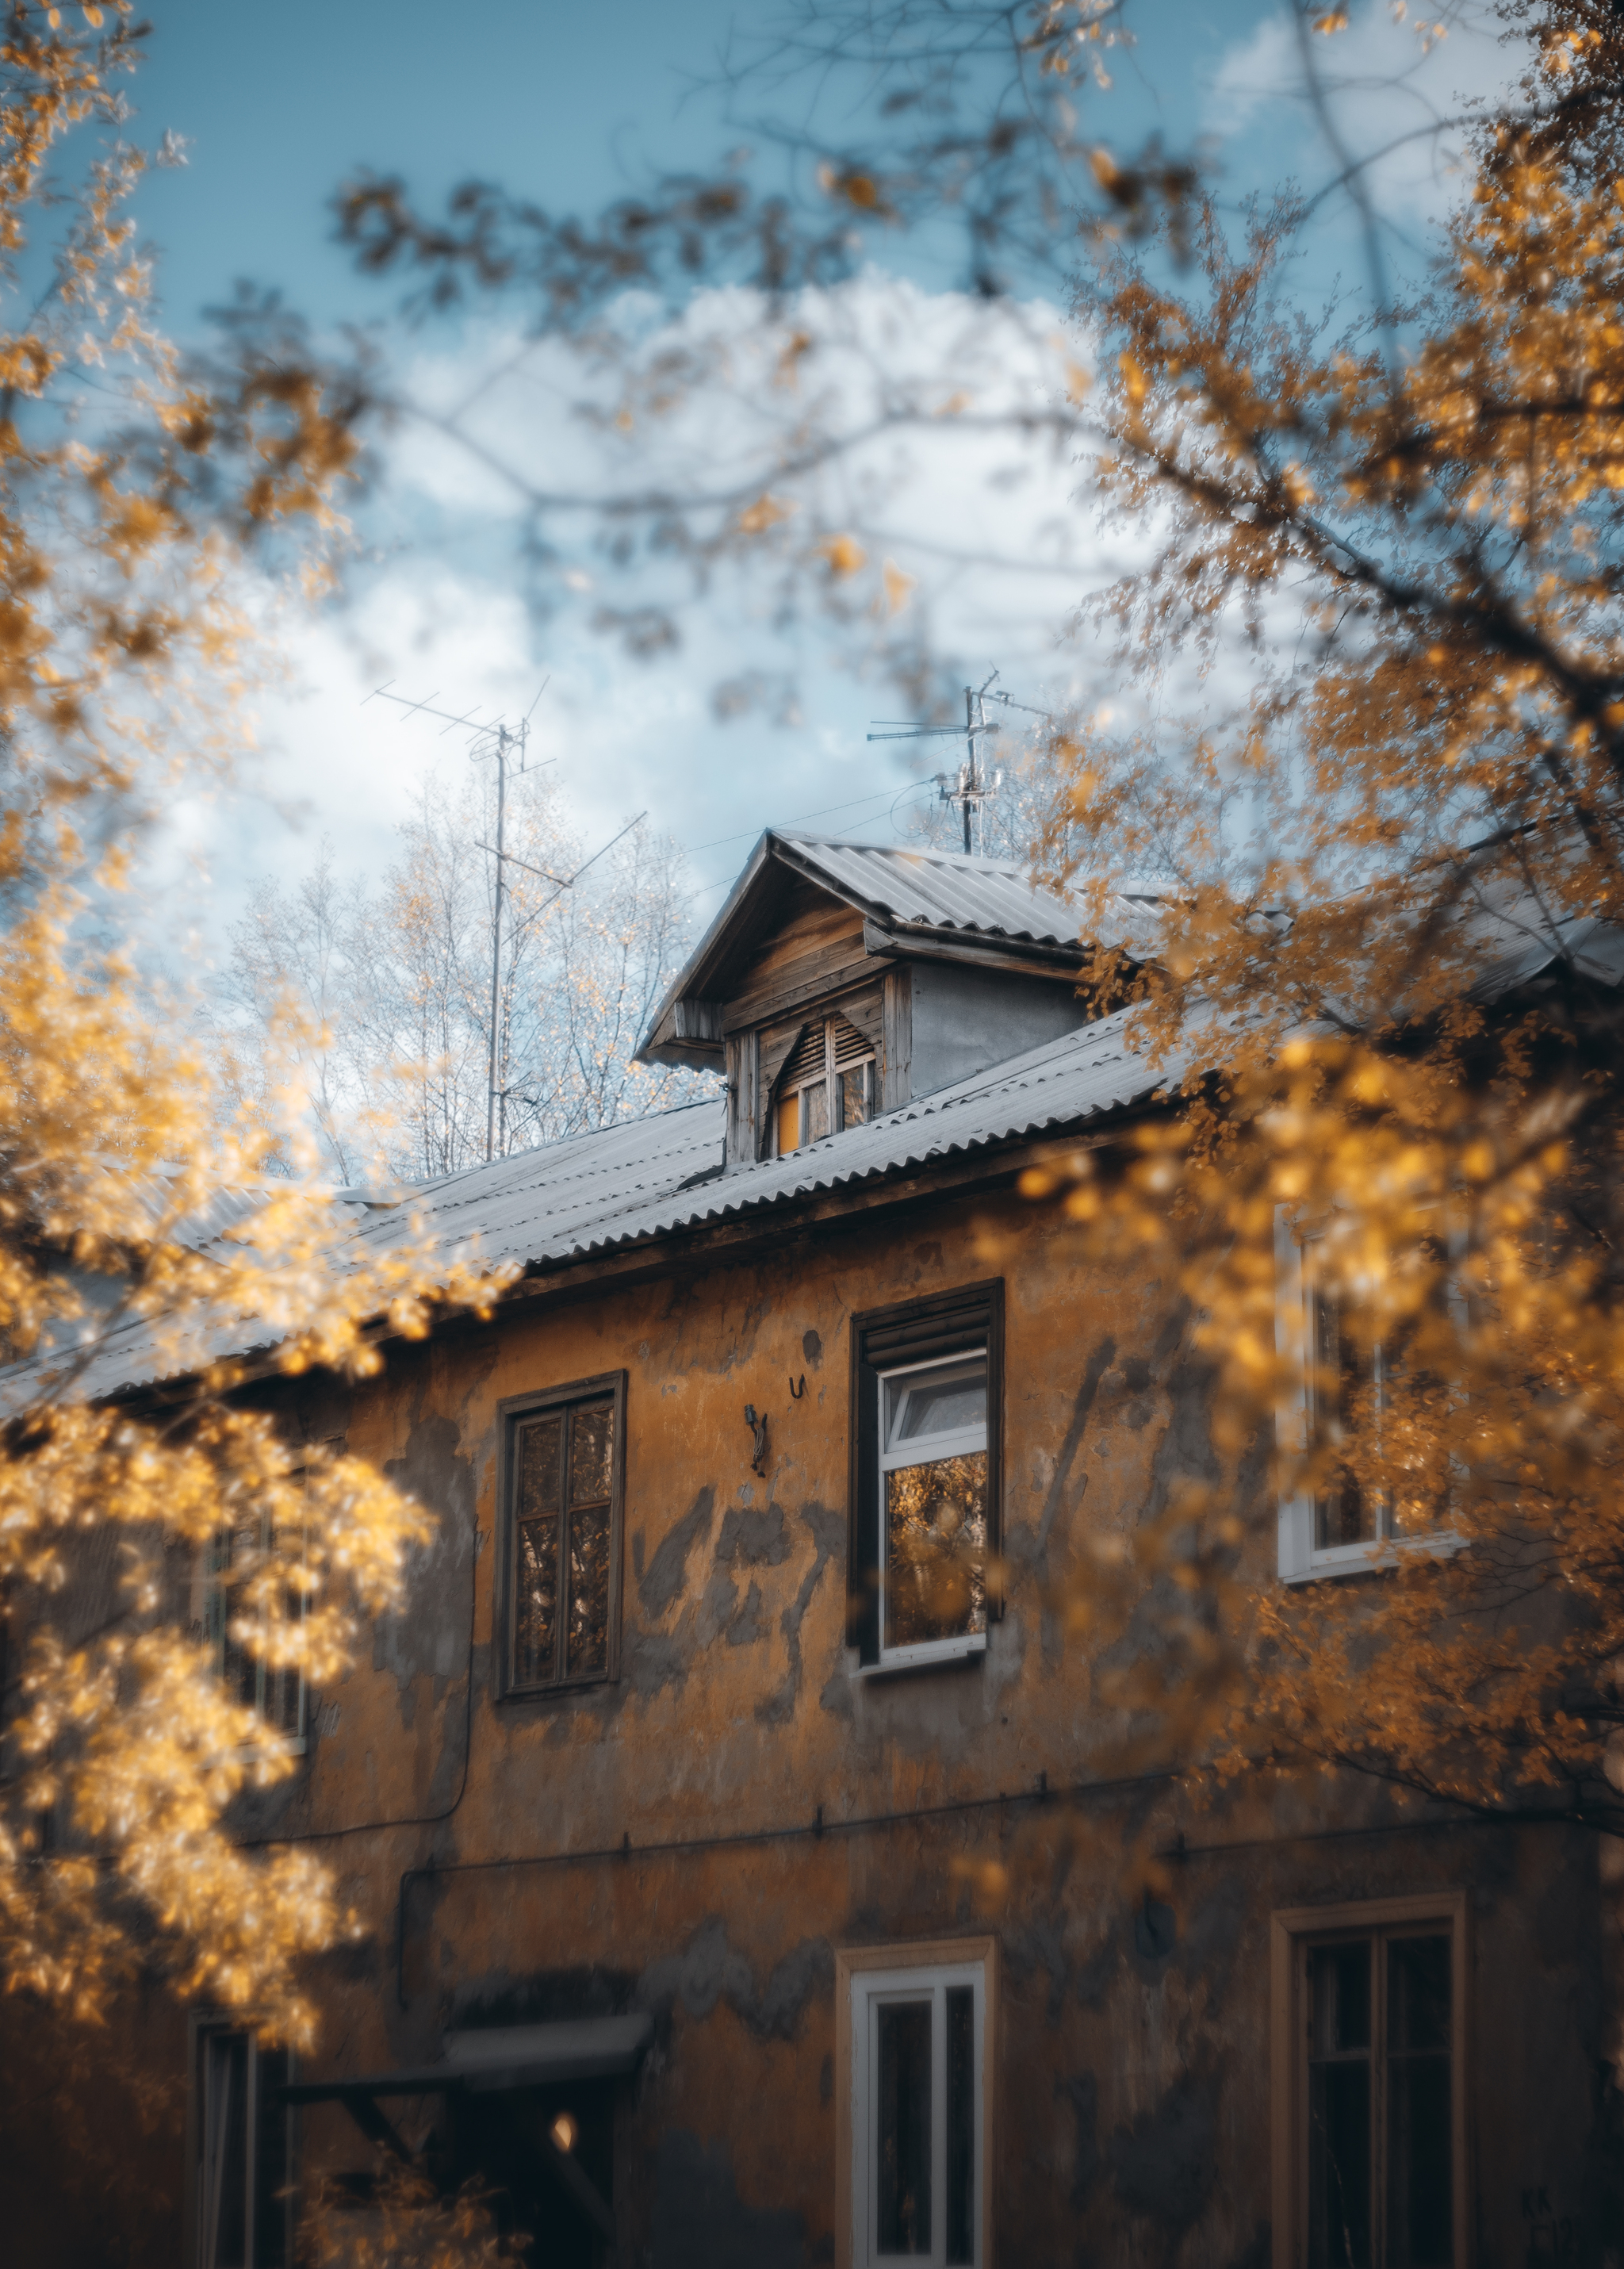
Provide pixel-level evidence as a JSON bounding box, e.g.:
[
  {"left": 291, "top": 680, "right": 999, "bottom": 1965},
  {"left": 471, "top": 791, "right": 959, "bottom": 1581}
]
[
  {"left": 867, "top": 669, "right": 1005, "bottom": 854},
  {"left": 365, "top": 679, "right": 650, "bottom": 1161}
]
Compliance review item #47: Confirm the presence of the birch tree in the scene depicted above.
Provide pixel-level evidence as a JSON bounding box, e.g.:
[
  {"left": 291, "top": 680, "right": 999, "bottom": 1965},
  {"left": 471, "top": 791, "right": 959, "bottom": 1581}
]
[{"left": 224, "top": 774, "right": 707, "bottom": 1184}]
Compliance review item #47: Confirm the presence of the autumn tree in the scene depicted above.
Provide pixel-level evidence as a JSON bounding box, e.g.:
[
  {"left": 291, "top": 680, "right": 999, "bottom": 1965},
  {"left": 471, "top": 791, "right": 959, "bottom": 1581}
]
[{"left": 0, "top": 0, "right": 492, "bottom": 2052}]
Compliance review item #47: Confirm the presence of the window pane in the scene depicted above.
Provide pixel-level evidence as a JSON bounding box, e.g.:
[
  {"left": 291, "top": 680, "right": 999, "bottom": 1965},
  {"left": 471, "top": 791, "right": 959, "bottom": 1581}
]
[
  {"left": 268, "top": 1524, "right": 305, "bottom": 1739},
  {"left": 1388, "top": 1938, "right": 1452, "bottom": 2269},
  {"left": 514, "top": 1416, "right": 563, "bottom": 1685},
  {"left": 201, "top": 2030, "right": 251, "bottom": 2269},
  {"left": 1312, "top": 1289, "right": 1377, "bottom": 1549},
  {"left": 255, "top": 2045, "right": 291, "bottom": 2269},
  {"left": 1311, "top": 1941, "right": 1371, "bottom": 2054},
  {"left": 841, "top": 1064, "right": 870, "bottom": 1129},
  {"left": 1388, "top": 1934, "right": 1450, "bottom": 2053},
  {"left": 945, "top": 1985, "right": 975, "bottom": 2265},
  {"left": 515, "top": 1518, "right": 559, "bottom": 1684},
  {"left": 569, "top": 1405, "right": 614, "bottom": 1506},
  {"left": 778, "top": 1091, "right": 799, "bottom": 1154},
  {"left": 1308, "top": 1941, "right": 1372, "bottom": 2269},
  {"left": 876, "top": 1999, "right": 932, "bottom": 2256},
  {"left": 884, "top": 1451, "right": 987, "bottom": 1650},
  {"left": 566, "top": 1499, "right": 611, "bottom": 1677},
  {"left": 802, "top": 1079, "right": 829, "bottom": 1144},
  {"left": 519, "top": 1415, "right": 563, "bottom": 1520},
  {"left": 889, "top": 1361, "right": 986, "bottom": 1447},
  {"left": 222, "top": 1520, "right": 260, "bottom": 1711}
]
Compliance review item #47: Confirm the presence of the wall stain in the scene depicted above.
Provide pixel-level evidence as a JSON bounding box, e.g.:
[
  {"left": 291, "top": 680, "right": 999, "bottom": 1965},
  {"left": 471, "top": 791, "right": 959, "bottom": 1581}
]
[
  {"left": 639, "top": 1487, "right": 715, "bottom": 1617},
  {"left": 637, "top": 1915, "right": 833, "bottom": 2042},
  {"left": 757, "top": 1501, "right": 844, "bottom": 1726}
]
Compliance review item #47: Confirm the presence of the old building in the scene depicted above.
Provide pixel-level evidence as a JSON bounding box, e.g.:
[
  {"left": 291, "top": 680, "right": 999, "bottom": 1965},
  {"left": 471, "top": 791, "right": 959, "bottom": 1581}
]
[{"left": 3, "top": 830, "right": 1612, "bottom": 2269}]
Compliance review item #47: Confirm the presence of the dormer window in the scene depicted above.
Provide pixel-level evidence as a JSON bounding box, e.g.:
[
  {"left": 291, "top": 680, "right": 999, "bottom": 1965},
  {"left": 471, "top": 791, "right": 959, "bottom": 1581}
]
[{"left": 775, "top": 1013, "right": 875, "bottom": 1154}]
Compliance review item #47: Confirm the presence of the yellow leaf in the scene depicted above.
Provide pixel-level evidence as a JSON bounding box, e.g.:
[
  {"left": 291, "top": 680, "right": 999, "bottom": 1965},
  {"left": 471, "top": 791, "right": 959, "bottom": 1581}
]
[
  {"left": 819, "top": 533, "right": 866, "bottom": 577},
  {"left": 737, "top": 494, "right": 794, "bottom": 536},
  {"left": 881, "top": 557, "right": 916, "bottom": 614}
]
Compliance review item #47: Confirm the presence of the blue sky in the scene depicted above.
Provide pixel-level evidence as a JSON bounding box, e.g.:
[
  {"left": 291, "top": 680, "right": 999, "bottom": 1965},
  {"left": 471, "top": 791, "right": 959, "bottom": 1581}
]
[
  {"left": 109, "top": 2, "right": 1508, "bottom": 941},
  {"left": 130, "top": 1, "right": 1273, "bottom": 331}
]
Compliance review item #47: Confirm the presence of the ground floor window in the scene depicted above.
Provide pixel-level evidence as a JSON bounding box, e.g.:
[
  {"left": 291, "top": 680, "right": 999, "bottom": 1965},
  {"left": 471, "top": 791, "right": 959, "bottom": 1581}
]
[
  {"left": 837, "top": 1938, "right": 995, "bottom": 2269},
  {"left": 1271, "top": 1894, "right": 1466, "bottom": 2269},
  {"left": 191, "top": 2024, "right": 293, "bottom": 2269}
]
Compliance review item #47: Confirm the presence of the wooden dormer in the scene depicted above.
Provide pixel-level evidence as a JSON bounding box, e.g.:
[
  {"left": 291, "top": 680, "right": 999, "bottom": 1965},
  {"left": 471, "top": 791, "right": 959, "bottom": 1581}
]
[{"left": 637, "top": 832, "right": 1138, "bottom": 1170}]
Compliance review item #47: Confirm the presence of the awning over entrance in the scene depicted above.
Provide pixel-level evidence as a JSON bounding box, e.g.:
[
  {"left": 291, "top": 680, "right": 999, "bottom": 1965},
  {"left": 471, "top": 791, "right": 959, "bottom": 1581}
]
[{"left": 282, "top": 2012, "right": 653, "bottom": 2110}]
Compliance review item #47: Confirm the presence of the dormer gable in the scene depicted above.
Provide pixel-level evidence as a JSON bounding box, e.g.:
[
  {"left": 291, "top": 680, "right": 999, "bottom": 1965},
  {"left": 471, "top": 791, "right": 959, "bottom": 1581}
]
[{"left": 636, "top": 831, "right": 1136, "bottom": 1169}]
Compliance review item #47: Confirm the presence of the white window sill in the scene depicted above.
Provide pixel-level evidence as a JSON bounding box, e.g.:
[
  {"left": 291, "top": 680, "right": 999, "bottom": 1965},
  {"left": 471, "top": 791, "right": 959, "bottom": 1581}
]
[
  {"left": 1279, "top": 1529, "right": 1465, "bottom": 1585},
  {"left": 861, "top": 1633, "right": 987, "bottom": 1677}
]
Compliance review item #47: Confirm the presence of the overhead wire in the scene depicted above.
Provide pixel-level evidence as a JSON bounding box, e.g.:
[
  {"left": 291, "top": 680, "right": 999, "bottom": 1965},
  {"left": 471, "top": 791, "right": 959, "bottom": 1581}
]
[{"left": 686, "top": 779, "right": 938, "bottom": 901}]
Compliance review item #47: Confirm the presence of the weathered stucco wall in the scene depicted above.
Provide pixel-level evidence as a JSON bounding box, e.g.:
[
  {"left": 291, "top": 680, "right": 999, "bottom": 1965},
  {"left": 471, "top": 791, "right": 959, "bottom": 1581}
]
[
  {"left": 1, "top": 1173, "right": 1609, "bottom": 2267},
  {"left": 262, "top": 1181, "right": 1608, "bottom": 2267}
]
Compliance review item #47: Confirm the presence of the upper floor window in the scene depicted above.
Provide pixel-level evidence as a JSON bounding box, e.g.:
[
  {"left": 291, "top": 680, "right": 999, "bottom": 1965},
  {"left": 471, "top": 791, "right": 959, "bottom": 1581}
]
[
  {"left": 200, "top": 1492, "right": 311, "bottom": 1750},
  {"left": 1275, "top": 1217, "right": 1463, "bottom": 1585},
  {"left": 849, "top": 1284, "right": 1003, "bottom": 1671},
  {"left": 496, "top": 1373, "right": 626, "bottom": 1696},
  {"left": 775, "top": 1013, "right": 874, "bottom": 1155}
]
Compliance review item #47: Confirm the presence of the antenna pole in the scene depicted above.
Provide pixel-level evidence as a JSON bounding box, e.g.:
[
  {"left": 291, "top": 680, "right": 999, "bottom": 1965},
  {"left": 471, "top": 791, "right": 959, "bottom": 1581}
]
[
  {"left": 962, "top": 684, "right": 975, "bottom": 854},
  {"left": 486, "top": 722, "right": 512, "bottom": 1163},
  {"left": 867, "top": 668, "right": 1005, "bottom": 855}
]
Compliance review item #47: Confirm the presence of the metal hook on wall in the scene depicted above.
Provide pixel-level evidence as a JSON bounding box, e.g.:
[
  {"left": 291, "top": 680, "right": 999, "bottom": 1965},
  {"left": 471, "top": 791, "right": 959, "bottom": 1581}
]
[
  {"left": 788, "top": 1374, "right": 806, "bottom": 1399},
  {"left": 743, "top": 1404, "right": 769, "bottom": 1475}
]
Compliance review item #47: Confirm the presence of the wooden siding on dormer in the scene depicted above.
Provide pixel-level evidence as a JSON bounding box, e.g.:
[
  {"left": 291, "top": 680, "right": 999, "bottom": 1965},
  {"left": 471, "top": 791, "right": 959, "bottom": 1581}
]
[{"left": 721, "top": 883, "right": 872, "bottom": 1034}]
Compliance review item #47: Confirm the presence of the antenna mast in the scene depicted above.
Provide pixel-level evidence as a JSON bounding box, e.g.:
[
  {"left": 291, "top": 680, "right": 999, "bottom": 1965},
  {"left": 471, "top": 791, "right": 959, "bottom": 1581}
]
[
  {"left": 364, "top": 680, "right": 552, "bottom": 1163},
  {"left": 867, "top": 669, "right": 1005, "bottom": 854},
  {"left": 363, "top": 680, "right": 648, "bottom": 1165}
]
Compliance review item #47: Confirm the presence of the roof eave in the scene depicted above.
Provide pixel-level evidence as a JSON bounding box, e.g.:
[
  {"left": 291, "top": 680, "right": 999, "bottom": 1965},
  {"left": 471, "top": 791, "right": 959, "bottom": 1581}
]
[{"left": 634, "top": 830, "right": 784, "bottom": 1064}]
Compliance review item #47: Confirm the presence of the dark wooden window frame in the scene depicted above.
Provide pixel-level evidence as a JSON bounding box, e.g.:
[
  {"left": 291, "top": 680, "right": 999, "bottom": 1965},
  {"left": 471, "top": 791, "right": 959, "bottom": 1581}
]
[
  {"left": 1270, "top": 1891, "right": 1470, "bottom": 2269},
  {"left": 848, "top": 1282, "right": 1004, "bottom": 1669},
  {"left": 494, "top": 1370, "right": 627, "bottom": 1700}
]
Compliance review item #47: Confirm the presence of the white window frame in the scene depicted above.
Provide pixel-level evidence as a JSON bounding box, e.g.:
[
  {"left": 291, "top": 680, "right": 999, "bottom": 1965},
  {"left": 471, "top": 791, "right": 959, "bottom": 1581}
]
[
  {"left": 1274, "top": 1212, "right": 1465, "bottom": 1585},
  {"left": 875, "top": 1349, "right": 990, "bottom": 1670},
  {"left": 836, "top": 1938, "right": 996, "bottom": 2269}
]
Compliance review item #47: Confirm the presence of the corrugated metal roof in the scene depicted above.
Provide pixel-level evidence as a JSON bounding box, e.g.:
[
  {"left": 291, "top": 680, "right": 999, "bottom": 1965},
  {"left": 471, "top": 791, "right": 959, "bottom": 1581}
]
[
  {"left": 1467, "top": 906, "right": 1624, "bottom": 1002},
  {"left": 4, "top": 1010, "right": 1166, "bottom": 1405},
  {"left": 353, "top": 1006, "right": 1162, "bottom": 1282},
  {"left": 638, "top": 827, "right": 1162, "bottom": 1067},
  {"left": 21, "top": 891, "right": 1618, "bottom": 1412},
  {"left": 770, "top": 833, "right": 1090, "bottom": 946}
]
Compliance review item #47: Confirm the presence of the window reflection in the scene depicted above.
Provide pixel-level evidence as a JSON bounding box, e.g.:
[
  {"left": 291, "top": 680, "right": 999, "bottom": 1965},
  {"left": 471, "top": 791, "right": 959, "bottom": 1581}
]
[
  {"left": 509, "top": 1399, "right": 615, "bottom": 1688},
  {"left": 884, "top": 1454, "right": 988, "bottom": 1650},
  {"left": 880, "top": 1355, "right": 990, "bottom": 1658}
]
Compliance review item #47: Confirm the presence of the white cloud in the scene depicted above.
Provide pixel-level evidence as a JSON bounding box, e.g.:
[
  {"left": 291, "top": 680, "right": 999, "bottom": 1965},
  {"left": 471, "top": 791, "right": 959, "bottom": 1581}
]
[{"left": 165, "top": 274, "right": 1148, "bottom": 956}]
